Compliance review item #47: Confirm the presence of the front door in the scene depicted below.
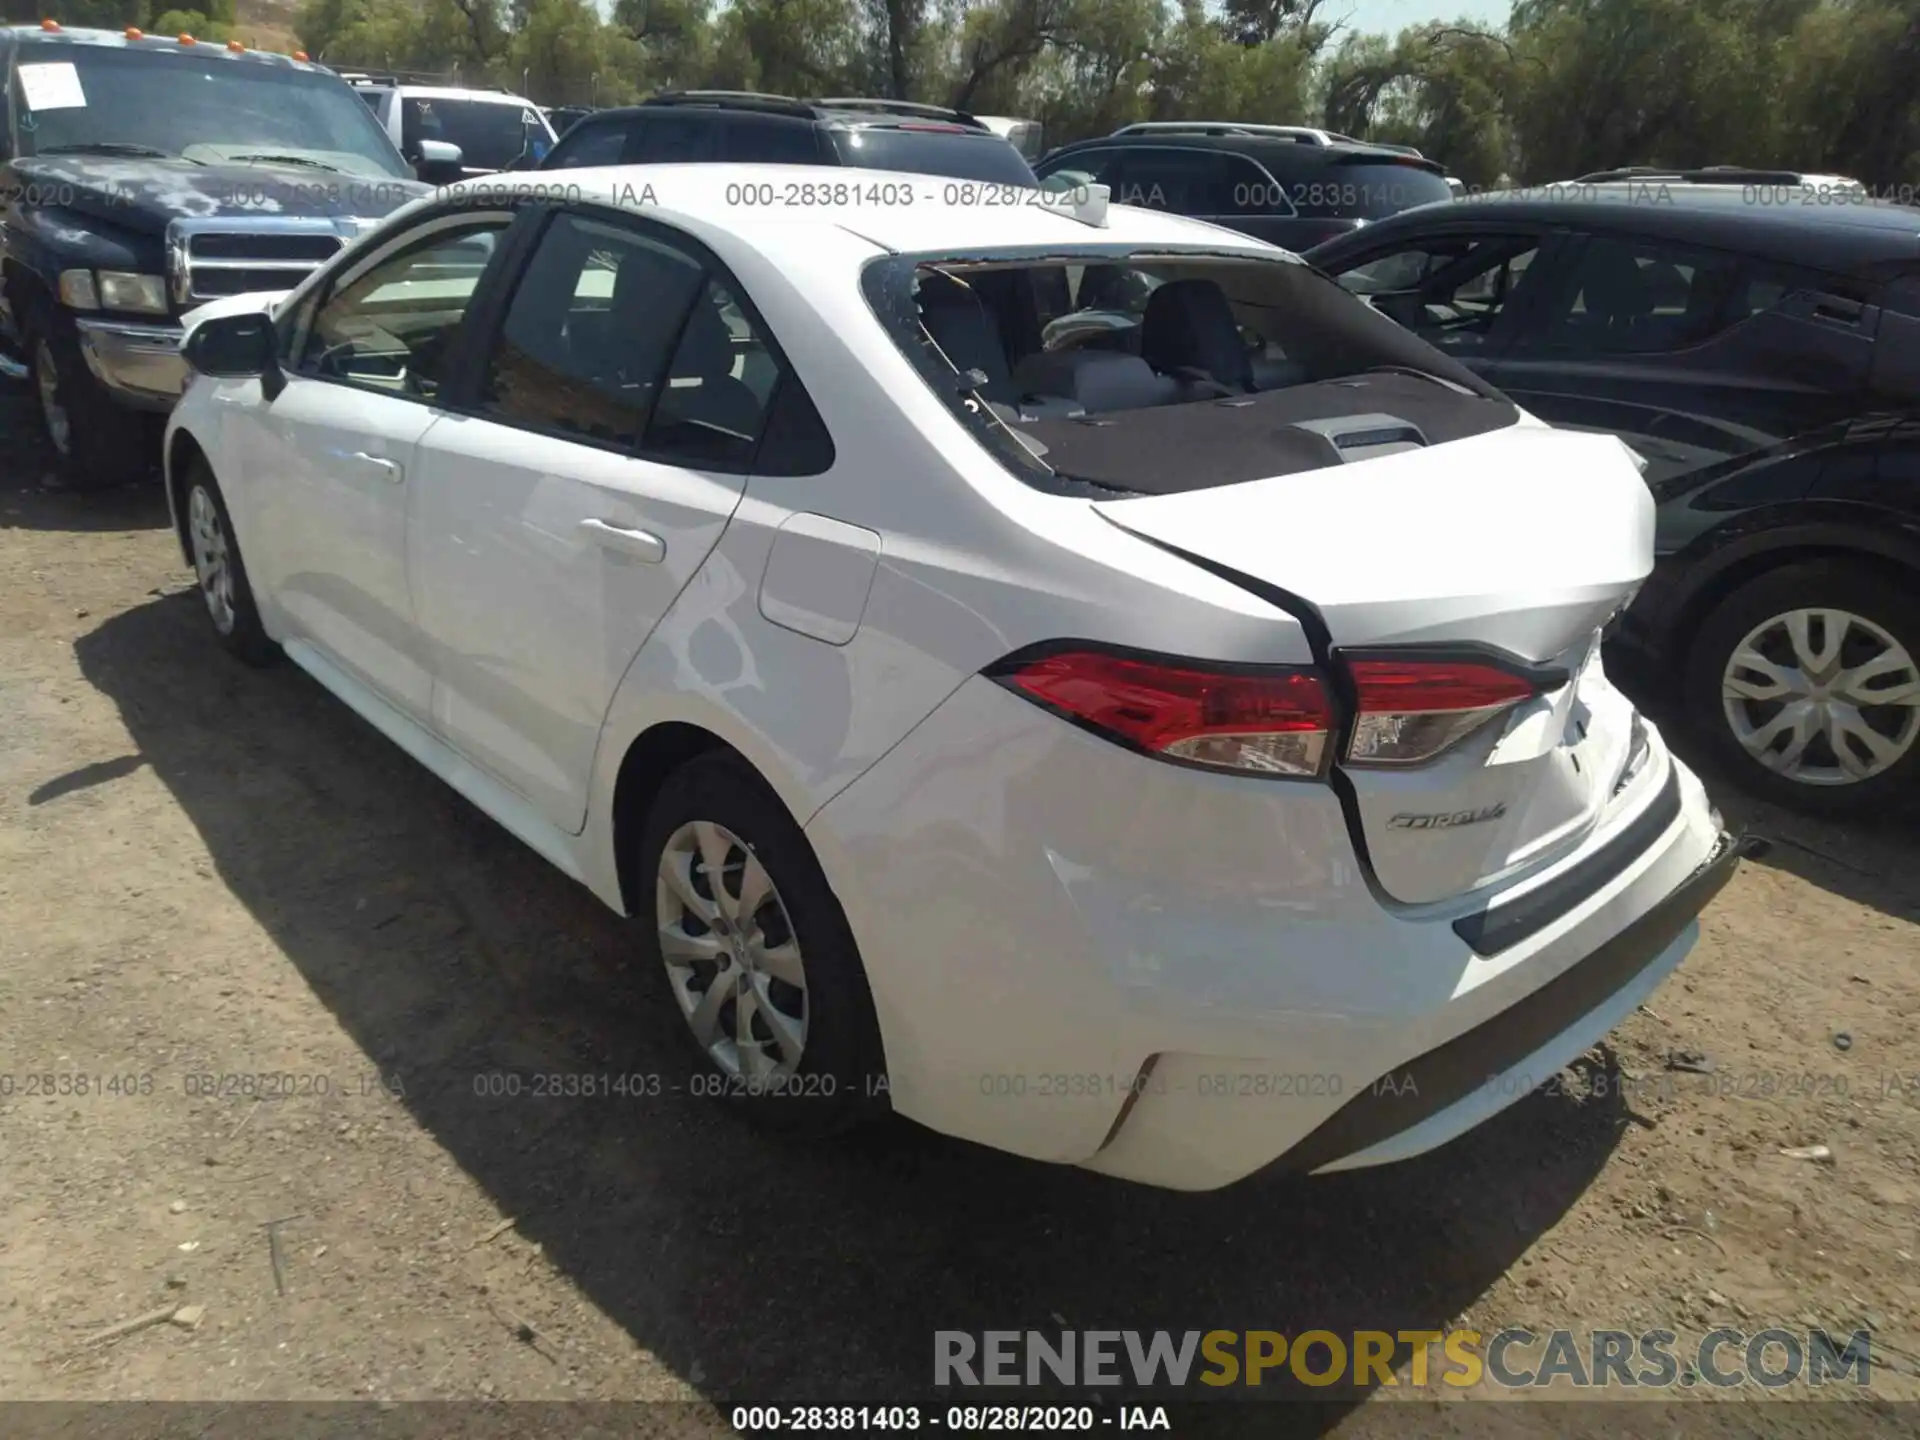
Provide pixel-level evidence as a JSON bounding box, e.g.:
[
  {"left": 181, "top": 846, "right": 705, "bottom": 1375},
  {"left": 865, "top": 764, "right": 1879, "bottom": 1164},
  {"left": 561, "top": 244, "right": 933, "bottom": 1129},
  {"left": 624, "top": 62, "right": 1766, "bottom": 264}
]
[{"left": 250, "top": 214, "right": 515, "bottom": 716}]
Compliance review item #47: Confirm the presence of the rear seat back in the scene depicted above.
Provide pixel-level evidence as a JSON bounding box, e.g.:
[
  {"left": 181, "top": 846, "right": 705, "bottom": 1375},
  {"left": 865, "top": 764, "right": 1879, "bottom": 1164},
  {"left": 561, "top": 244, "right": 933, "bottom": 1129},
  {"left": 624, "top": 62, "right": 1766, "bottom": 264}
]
[{"left": 1014, "top": 350, "right": 1181, "bottom": 413}]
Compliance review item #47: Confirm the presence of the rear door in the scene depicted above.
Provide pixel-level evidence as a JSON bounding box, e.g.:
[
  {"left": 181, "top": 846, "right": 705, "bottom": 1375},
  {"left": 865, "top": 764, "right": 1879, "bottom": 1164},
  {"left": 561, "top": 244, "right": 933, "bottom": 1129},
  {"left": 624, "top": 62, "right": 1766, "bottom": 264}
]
[
  {"left": 406, "top": 206, "right": 783, "bottom": 833},
  {"left": 1483, "top": 232, "right": 1873, "bottom": 486},
  {"left": 1089, "top": 421, "right": 1659, "bottom": 905}
]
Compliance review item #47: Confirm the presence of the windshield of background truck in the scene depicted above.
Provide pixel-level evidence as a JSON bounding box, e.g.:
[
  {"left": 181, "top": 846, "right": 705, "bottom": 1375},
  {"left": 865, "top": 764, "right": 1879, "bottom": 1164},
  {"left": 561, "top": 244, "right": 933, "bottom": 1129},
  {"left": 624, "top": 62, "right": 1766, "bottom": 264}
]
[{"left": 12, "top": 45, "right": 410, "bottom": 178}]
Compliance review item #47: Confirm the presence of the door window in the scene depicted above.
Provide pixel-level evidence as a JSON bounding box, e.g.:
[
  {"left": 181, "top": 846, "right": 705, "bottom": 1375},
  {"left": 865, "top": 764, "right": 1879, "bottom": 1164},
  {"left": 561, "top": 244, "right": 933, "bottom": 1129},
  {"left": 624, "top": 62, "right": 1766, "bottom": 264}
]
[
  {"left": 719, "top": 114, "right": 825, "bottom": 164},
  {"left": 623, "top": 113, "right": 721, "bottom": 164},
  {"left": 1337, "top": 235, "right": 1541, "bottom": 350},
  {"left": 543, "top": 119, "right": 628, "bottom": 169},
  {"left": 1540, "top": 236, "right": 1746, "bottom": 353},
  {"left": 477, "top": 212, "right": 707, "bottom": 450},
  {"left": 294, "top": 220, "right": 508, "bottom": 398},
  {"left": 1107, "top": 150, "right": 1237, "bottom": 215}
]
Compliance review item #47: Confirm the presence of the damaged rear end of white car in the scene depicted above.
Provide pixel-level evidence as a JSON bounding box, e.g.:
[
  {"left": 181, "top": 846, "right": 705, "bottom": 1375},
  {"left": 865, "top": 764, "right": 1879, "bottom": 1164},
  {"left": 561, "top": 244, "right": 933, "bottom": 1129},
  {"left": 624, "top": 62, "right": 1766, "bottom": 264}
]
[{"left": 806, "top": 235, "right": 1756, "bottom": 1191}]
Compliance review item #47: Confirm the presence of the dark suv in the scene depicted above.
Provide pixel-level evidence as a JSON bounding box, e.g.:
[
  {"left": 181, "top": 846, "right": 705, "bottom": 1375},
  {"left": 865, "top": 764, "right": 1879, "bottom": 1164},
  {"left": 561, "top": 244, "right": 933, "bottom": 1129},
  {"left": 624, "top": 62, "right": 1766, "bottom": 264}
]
[
  {"left": 1306, "top": 174, "right": 1920, "bottom": 817},
  {"left": 1033, "top": 122, "right": 1456, "bottom": 251},
  {"left": 1, "top": 25, "right": 428, "bottom": 489},
  {"left": 537, "top": 92, "right": 1038, "bottom": 184}
]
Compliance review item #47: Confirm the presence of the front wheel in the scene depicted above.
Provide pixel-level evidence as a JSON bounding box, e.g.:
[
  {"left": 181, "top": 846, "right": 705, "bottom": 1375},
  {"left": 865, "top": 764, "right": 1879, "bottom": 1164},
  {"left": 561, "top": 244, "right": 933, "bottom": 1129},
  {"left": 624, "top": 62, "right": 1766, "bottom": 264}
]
[
  {"left": 25, "top": 302, "right": 154, "bottom": 491},
  {"left": 635, "top": 752, "right": 888, "bottom": 1134},
  {"left": 181, "top": 461, "right": 278, "bottom": 667},
  {"left": 1685, "top": 560, "right": 1920, "bottom": 817}
]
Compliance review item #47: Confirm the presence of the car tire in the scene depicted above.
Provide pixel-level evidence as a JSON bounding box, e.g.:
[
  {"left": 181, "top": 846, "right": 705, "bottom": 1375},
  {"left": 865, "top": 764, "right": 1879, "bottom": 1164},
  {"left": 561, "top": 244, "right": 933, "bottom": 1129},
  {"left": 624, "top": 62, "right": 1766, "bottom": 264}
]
[
  {"left": 1685, "top": 559, "right": 1920, "bottom": 817},
  {"left": 180, "top": 460, "right": 278, "bottom": 667},
  {"left": 24, "top": 300, "right": 154, "bottom": 491},
  {"left": 635, "top": 752, "right": 888, "bottom": 1135}
]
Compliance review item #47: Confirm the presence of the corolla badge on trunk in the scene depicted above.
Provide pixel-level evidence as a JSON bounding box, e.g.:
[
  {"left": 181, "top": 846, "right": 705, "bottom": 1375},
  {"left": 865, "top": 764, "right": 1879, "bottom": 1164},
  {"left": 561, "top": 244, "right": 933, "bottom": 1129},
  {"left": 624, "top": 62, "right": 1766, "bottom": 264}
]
[{"left": 1386, "top": 803, "right": 1509, "bottom": 831}]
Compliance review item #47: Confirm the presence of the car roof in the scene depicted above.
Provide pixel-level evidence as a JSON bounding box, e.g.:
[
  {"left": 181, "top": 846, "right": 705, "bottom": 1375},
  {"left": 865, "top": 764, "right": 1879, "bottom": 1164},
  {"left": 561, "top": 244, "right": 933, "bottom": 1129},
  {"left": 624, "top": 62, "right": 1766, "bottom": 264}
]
[
  {"left": 571, "top": 100, "right": 1010, "bottom": 136},
  {"left": 431, "top": 163, "right": 1295, "bottom": 260},
  {"left": 391, "top": 86, "right": 538, "bottom": 106},
  {"left": 5, "top": 24, "right": 321, "bottom": 71},
  {"left": 1347, "top": 183, "right": 1920, "bottom": 269},
  {"left": 1046, "top": 130, "right": 1446, "bottom": 173}
]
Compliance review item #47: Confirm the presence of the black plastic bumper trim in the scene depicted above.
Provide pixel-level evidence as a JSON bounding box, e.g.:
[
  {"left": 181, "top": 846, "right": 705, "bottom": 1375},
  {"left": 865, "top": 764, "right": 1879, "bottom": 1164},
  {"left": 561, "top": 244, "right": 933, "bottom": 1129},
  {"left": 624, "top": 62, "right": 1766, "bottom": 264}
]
[
  {"left": 1452, "top": 767, "right": 1683, "bottom": 956},
  {"left": 1274, "top": 831, "right": 1755, "bottom": 1176}
]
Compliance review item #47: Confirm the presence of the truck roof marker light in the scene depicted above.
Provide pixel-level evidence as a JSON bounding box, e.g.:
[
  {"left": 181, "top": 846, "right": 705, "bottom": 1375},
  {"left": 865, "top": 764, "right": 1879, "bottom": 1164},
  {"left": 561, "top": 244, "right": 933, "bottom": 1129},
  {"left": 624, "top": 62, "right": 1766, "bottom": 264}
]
[
  {"left": 41, "top": 17, "right": 60, "bottom": 30},
  {"left": 293, "top": 50, "right": 310, "bottom": 61},
  {"left": 228, "top": 39, "right": 245, "bottom": 52},
  {"left": 125, "top": 27, "right": 144, "bottom": 39},
  {"left": 179, "top": 33, "right": 197, "bottom": 46}
]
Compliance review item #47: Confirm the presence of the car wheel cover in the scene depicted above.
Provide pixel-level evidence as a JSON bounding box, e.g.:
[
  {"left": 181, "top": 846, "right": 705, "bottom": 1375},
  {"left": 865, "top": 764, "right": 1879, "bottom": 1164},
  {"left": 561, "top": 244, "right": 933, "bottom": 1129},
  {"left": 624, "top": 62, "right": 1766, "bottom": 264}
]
[
  {"left": 187, "top": 485, "right": 237, "bottom": 636},
  {"left": 1720, "top": 606, "right": 1920, "bottom": 786},
  {"left": 35, "top": 339, "right": 71, "bottom": 457},
  {"left": 656, "top": 819, "right": 809, "bottom": 1080}
]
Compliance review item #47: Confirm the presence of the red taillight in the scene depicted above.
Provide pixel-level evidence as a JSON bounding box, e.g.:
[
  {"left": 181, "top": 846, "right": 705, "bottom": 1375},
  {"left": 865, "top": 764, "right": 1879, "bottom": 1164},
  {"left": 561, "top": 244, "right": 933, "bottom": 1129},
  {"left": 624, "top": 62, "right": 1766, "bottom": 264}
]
[
  {"left": 1345, "top": 658, "right": 1554, "bottom": 766},
  {"left": 994, "top": 648, "right": 1334, "bottom": 778}
]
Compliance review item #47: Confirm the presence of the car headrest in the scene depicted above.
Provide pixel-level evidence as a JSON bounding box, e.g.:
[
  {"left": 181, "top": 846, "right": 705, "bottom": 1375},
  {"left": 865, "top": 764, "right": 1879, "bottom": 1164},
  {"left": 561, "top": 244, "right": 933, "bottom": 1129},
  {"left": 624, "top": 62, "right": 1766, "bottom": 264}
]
[
  {"left": 917, "top": 273, "right": 1016, "bottom": 403},
  {"left": 1139, "top": 278, "right": 1253, "bottom": 390}
]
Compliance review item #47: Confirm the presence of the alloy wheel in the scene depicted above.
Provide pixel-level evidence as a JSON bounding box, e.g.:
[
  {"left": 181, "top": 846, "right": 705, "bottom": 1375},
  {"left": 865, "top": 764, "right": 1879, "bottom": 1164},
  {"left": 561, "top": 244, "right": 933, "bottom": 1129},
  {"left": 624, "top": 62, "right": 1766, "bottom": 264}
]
[
  {"left": 655, "top": 819, "right": 809, "bottom": 1079},
  {"left": 35, "top": 339, "right": 71, "bottom": 457},
  {"left": 187, "top": 485, "right": 237, "bottom": 636},
  {"left": 1721, "top": 606, "right": 1920, "bottom": 786}
]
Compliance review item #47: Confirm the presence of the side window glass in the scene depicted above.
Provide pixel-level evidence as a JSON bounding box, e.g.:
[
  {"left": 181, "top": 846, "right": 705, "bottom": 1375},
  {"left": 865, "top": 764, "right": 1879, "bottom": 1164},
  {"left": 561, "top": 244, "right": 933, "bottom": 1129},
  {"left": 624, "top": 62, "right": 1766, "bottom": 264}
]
[
  {"left": 1222, "top": 155, "right": 1287, "bottom": 216},
  {"left": 1371, "top": 239, "right": 1540, "bottom": 350},
  {"left": 723, "top": 115, "right": 823, "bottom": 164},
  {"left": 626, "top": 114, "right": 718, "bottom": 164},
  {"left": 477, "top": 212, "right": 706, "bottom": 449},
  {"left": 295, "top": 221, "right": 507, "bottom": 398},
  {"left": 642, "top": 277, "right": 780, "bottom": 468},
  {"left": 1110, "top": 151, "right": 1231, "bottom": 214},
  {"left": 1041, "top": 149, "right": 1115, "bottom": 188},
  {"left": 1543, "top": 237, "right": 1745, "bottom": 353},
  {"left": 547, "top": 120, "right": 626, "bottom": 169}
]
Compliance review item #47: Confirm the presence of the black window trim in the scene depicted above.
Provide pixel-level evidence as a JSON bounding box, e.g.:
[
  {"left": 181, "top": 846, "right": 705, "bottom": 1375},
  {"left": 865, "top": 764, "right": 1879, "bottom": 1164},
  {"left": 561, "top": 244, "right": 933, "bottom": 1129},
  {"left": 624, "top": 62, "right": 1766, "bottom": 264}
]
[
  {"left": 440, "top": 199, "right": 834, "bottom": 477},
  {"left": 542, "top": 113, "right": 629, "bottom": 169},
  {"left": 279, "top": 204, "right": 531, "bottom": 409}
]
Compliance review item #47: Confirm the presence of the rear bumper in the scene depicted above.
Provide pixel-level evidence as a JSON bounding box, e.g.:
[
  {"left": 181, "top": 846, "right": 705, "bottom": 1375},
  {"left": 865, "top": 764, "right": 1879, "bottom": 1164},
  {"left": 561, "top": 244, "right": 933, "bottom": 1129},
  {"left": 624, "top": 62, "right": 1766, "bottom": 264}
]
[
  {"left": 806, "top": 673, "right": 1732, "bottom": 1191},
  {"left": 75, "top": 318, "right": 187, "bottom": 412},
  {"left": 1280, "top": 828, "right": 1751, "bottom": 1173}
]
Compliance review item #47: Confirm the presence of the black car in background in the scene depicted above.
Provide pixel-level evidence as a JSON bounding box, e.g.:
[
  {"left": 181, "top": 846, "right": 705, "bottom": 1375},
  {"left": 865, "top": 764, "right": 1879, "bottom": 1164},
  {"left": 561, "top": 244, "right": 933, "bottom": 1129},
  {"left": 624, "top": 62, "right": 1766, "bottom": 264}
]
[
  {"left": 1, "top": 25, "right": 428, "bottom": 489},
  {"left": 1033, "top": 122, "right": 1456, "bottom": 252},
  {"left": 1306, "top": 176, "right": 1920, "bottom": 817},
  {"left": 537, "top": 92, "right": 1038, "bottom": 184}
]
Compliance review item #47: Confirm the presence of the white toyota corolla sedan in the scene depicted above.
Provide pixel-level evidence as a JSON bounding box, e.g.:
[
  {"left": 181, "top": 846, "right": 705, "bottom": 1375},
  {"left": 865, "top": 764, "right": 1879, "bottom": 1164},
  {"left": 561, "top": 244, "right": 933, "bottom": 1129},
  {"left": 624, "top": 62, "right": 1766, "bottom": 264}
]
[{"left": 164, "top": 164, "right": 1753, "bottom": 1191}]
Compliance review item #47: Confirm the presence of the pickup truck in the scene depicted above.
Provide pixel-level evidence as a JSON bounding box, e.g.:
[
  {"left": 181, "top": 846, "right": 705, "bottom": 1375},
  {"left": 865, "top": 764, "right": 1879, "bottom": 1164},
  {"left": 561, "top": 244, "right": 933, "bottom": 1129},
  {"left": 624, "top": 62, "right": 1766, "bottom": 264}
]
[{"left": 1, "top": 23, "right": 456, "bottom": 489}]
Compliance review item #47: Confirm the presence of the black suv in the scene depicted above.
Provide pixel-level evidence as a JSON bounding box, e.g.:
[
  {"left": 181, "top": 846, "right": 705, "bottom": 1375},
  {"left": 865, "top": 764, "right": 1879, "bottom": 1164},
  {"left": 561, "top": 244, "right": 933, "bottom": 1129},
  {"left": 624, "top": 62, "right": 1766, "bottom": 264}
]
[
  {"left": 1306, "top": 173, "right": 1920, "bottom": 817},
  {"left": 1033, "top": 122, "right": 1456, "bottom": 251},
  {"left": 1, "top": 25, "right": 429, "bottom": 489},
  {"left": 536, "top": 92, "right": 1038, "bottom": 184}
]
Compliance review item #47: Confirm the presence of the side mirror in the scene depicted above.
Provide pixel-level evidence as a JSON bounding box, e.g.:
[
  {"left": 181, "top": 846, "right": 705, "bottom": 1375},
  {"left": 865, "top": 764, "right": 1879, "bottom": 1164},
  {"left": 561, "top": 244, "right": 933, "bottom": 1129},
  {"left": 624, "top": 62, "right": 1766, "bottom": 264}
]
[
  {"left": 183, "top": 312, "right": 277, "bottom": 380},
  {"left": 414, "top": 138, "right": 464, "bottom": 185}
]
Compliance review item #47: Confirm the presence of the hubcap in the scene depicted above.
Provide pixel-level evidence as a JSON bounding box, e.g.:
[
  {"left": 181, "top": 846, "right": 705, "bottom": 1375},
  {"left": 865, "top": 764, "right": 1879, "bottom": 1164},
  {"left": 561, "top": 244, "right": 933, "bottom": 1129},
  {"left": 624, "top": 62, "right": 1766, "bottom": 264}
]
[
  {"left": 655, "top": 820, "right": 808, "bottom": 1081},
  {"left": 35, "top": 339, "right": 70, "bottom": 457},
  {"left": 1721, "top": 606, "right": 1920, "bottom": 786},
  {"left": 187, "top": 485, "right": 236, "bottom": 635}
]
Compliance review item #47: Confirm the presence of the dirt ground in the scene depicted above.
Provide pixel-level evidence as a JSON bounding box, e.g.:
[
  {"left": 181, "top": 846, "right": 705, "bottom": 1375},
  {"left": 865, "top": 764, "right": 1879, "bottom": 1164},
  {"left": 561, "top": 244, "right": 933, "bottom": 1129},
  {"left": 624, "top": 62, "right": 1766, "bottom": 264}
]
[{"left": 1, "top": 374, "right": 1917, "bottom": 1437}]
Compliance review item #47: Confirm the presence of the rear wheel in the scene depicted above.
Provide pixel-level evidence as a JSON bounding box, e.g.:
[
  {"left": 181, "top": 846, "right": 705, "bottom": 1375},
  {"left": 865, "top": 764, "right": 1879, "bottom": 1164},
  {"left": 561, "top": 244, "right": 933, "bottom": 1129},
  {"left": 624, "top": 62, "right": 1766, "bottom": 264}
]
[
  {"left": 635, "top": 752, "right": 887, "bottom": 1134},
  {"left": 24, "top": 301, "right": 154, "bottom": 491},
  {"left": 1685, "top": 560, "right": 1920, "bottom": 816}
]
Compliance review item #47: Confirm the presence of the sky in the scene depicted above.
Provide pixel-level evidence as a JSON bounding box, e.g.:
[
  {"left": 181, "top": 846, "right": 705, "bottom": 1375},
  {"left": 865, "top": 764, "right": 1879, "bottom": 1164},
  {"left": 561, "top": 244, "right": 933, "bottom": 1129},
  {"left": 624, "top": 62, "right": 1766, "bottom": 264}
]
[{"left": 1333, "top": 0, "right": 1514, "bottom": 37}]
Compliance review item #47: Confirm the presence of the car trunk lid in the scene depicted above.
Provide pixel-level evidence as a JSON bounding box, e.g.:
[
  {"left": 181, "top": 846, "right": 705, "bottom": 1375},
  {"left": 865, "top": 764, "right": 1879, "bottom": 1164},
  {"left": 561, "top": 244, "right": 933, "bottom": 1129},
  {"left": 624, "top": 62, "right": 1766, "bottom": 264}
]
[{"left": 1091, "top": 422, "right": 1659, "bottom": 904}]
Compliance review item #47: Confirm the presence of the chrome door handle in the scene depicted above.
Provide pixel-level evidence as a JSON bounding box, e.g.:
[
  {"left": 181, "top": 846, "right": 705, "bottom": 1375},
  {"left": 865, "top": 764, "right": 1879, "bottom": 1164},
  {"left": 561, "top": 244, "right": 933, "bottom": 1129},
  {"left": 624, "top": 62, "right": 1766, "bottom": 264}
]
[
  {"left": 349, "top": 451, "right": 404, "bottom": 483},
  {"left": 579, "top": 518, "right": 666, "bottom": 564}
]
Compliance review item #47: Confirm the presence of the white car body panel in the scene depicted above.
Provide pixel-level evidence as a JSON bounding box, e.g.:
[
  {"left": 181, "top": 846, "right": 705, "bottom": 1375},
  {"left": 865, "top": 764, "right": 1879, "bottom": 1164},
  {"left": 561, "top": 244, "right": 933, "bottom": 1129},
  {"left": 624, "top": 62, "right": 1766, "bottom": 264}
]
[{"left": 163, "top": 164, "right": 1734, "bottom": 1190}]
